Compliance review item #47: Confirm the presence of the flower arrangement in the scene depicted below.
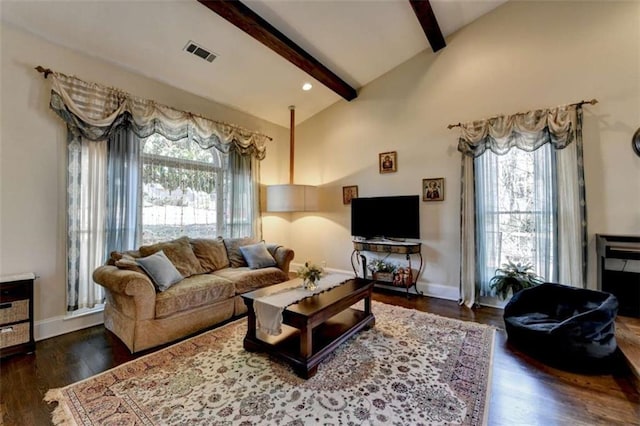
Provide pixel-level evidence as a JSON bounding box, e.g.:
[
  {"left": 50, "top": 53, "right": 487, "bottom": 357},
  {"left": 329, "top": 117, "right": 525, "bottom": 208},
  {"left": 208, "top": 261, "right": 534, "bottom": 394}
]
[
  {"left": 297, "top": 261, "right": 324, "bottom": 284},
  {"left": 366, "top": 259, "right": 397, "bottom": 274}
]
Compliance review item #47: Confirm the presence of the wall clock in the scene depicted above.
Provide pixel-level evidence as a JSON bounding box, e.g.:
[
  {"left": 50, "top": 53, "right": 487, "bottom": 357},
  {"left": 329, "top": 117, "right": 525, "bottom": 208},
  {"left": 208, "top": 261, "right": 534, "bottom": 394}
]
[{"left": 634, "top": 127, "right": 640, "bottom": 157}]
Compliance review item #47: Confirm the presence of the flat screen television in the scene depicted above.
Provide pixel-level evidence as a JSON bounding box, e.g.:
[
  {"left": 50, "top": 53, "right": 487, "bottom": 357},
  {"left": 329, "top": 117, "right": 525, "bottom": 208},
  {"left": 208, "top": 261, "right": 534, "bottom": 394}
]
[{"left": 351, "top": 195, "right": 420, "bottom": 240}]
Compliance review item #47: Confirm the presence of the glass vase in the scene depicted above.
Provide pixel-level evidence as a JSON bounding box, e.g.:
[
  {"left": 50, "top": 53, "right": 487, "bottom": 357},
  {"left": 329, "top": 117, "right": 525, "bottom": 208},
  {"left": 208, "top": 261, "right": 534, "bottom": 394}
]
[{"left": 303, "top": 278, "right": 317, "bottom": 291}]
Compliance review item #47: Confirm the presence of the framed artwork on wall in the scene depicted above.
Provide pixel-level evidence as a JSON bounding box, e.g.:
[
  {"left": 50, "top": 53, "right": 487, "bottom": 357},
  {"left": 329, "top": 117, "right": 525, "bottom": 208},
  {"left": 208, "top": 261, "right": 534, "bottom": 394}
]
[
  {"left": 342, "top": 185, "right": 358, "bottom": 205},
  {"left": 379, "top": 151, "right": 397, "bottom": 173},
  {"left": 423, "top": 178, "right": 444, "bottom": 201}
]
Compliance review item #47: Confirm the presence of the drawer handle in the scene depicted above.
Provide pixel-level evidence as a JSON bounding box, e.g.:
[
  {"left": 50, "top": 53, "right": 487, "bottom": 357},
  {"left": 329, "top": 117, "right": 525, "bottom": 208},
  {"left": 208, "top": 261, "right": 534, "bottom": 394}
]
[
  {"left": 1, "top": 327, "right": 14, "bottom": 333},
  {"left": 0, "top": 303, "right": 12, "bottom": 310}
]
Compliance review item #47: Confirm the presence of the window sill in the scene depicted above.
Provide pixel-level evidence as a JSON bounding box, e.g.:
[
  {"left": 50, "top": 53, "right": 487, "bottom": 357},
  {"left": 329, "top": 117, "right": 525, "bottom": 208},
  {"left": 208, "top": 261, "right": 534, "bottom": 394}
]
[{"left": 63, "top": 304, "right": 105, "bottom": 320}]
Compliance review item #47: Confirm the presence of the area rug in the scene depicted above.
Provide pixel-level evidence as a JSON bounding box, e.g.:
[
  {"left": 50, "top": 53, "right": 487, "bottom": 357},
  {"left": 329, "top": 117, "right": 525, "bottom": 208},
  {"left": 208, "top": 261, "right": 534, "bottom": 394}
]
[{"left": 45, "top": 301, "right": 495, "bottom": 425}]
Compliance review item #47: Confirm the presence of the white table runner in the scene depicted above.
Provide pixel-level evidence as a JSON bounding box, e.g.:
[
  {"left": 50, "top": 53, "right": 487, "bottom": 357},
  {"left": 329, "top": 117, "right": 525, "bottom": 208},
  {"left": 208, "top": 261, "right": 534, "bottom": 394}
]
[{"left": 254, "top": 273, "right": 354, "bottom": 336}]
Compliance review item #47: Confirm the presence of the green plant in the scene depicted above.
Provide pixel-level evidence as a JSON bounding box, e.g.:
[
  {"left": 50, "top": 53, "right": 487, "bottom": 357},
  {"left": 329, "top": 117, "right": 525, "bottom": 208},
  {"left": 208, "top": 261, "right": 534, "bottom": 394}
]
[
  {"left": 367, "top": 259, "right": 397, "bottom": 274},
  {"left": 489, "top": 260, "right": 543, "bottom": 300}
]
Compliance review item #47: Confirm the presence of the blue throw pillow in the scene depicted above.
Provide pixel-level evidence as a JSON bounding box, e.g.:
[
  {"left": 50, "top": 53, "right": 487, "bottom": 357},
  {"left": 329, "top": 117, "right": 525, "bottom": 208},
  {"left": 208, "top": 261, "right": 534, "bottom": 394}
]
[
  {"left": 137, "top": 250, "right": 183, "bottom": 291},
  {"left": 239, "top": 242, "right": 277, "bottom": 269}
]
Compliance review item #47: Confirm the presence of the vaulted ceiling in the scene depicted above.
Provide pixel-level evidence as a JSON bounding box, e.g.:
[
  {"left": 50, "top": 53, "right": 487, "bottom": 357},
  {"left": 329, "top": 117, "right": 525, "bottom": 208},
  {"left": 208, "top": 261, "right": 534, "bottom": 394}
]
[{"left": 1, "top": 0, "right": 507, "bottom": 127}]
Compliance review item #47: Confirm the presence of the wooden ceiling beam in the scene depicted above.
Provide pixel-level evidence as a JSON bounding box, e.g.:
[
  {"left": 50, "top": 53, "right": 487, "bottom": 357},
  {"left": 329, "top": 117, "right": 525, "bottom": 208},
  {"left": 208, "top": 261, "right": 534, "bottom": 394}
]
[
  {"left": 409, "top": 0, "right": 446, "bottom": 52},
  {"left": 198, "top": 0, "right": 357, "bottom": 101}
]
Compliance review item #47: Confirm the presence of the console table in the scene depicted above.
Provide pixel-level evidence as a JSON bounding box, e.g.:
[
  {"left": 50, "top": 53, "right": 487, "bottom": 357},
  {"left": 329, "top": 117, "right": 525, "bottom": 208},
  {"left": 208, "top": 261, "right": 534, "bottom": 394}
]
[{"left": 351, "top": 240, "right": 423, "bottom": 297}]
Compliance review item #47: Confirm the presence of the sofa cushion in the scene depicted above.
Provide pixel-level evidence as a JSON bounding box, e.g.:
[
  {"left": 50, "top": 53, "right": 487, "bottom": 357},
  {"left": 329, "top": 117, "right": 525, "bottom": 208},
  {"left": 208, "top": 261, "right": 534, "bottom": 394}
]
[
  {"left": 190, "top": 237, "right": 230, "bottom": 272},
  {"left": 223, "top": 237, "right": 257, "bottom": 268},
  {"left": 107, "top": 249, "right": 142, "bottom": 266},
  {"left": 114, "top": 254, "right": 147, "bottom": 275},
  {"left": 155, "top": 274, "right": 235, "bottom": 319},
  {"left": 139, "top": 236, "right": 205, "bottom": 278},
  {"left": 137, "top": 250, "right": 184, "bottom": 292},
  {"left": 239, "top": 242, "right": 277, "bottom": 269},
  {"left": 212, "top": 267, "right": 289, "bottom": 294}
]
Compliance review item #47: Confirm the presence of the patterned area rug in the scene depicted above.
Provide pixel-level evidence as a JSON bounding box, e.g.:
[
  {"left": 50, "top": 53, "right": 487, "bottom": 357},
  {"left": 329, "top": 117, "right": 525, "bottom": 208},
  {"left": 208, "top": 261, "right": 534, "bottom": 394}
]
[{"left": 45, "top": 301, "right": 495, "bottom": 425}]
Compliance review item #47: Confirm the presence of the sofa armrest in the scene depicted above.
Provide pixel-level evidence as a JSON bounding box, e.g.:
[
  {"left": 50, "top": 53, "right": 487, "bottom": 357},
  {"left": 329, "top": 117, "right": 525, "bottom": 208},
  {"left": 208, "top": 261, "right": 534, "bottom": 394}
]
[
  {"left": 93, "top": 265, "right": 157, "bottom": 320},
  {"left": 266, "top": 245, "right": 295, "bottom": 275}
]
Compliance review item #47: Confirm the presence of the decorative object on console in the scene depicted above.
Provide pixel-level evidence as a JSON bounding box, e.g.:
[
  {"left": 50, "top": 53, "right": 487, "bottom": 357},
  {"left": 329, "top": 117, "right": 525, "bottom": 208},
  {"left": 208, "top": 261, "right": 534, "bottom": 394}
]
[
  {"left": 367, "top": 259, "right": 397, "bottom": 282},
  {"left": 296, "top": 261, "right": 325, "bottom": 290},
  {"left": 378, "top": 151, "right": 397, "bottom": 173},
  {"left": 423, "top": 177, "right": 444, "bottom": 201},
  {"left": 342, "top": 185, "right": 358, "bottom": 205}
]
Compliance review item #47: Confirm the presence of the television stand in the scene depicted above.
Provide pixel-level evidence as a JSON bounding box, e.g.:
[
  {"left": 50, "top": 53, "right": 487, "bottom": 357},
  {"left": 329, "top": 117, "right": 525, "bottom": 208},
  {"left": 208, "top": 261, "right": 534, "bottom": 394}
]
[{"left": 351, "top": 240, "right": 423, "bottom": 298}]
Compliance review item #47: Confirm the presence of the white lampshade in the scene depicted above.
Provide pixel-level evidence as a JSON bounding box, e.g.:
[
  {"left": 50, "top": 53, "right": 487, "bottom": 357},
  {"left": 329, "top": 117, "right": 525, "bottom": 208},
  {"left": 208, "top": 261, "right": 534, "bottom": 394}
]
[{"left": 266, "top": 184, "right": 319, "bottom": 212}]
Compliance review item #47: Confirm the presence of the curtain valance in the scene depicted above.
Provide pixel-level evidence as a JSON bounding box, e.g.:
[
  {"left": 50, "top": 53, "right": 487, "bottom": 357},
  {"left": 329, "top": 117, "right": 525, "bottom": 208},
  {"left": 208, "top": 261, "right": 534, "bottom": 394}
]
[
  {"left": 456, "top": 105, "right": 577, "bottom": 158},
  {"left": 49, "top": 73, "right": 270, "bottom": 159}
]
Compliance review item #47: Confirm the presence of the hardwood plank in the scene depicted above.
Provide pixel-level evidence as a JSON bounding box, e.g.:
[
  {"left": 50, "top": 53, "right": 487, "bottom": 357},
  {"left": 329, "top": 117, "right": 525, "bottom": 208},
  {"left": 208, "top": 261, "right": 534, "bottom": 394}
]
[
  {"left": 616, "top": 315, "right": 640, "bottom": 389},
  {"left": 197, "top": 0, "right": 357, "bottom": 101},
  {"left": 1, "top": 290, "right": 638, "bottom": 425}
]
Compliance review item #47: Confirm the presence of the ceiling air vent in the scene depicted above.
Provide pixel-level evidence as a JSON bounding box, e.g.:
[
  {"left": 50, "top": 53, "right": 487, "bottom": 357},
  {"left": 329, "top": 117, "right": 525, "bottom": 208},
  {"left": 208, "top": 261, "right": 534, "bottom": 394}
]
[{"left": 183, "top": 40, "right": 217, "bottom": 63}]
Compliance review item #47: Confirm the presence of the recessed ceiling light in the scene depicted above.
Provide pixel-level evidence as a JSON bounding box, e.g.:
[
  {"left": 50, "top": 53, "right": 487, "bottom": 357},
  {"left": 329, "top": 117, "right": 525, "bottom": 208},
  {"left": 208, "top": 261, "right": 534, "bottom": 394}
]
[{"left": 302, "top": 83, "right": 313, "bottom": 91}]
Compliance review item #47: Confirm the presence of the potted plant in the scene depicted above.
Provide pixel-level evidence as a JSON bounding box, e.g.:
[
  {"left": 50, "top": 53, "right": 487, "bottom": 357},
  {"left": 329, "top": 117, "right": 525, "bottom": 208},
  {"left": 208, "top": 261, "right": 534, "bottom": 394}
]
[
  {"left": 367, "top": 259, "right": 397, "bottom": 282},
  {"left": 489, "top": 260, "right": 543, "bottom": 300}
]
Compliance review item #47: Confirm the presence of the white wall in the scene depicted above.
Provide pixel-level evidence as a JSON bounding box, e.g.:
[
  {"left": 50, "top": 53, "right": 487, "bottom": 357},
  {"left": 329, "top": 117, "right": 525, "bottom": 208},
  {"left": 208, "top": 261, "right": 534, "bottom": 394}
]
[
  {"left": 0, "top": 23, "right": 290, "bottom": 339},
  {"left": 291, "top": 1, "right": 640, "bottom": 299}
]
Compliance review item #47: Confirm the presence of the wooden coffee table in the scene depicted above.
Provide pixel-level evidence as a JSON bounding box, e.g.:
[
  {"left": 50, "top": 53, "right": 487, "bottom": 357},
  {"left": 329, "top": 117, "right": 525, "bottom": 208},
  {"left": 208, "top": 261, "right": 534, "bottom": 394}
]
[{"left": 241, "top": 277, "right": 375, "bottom": 379}]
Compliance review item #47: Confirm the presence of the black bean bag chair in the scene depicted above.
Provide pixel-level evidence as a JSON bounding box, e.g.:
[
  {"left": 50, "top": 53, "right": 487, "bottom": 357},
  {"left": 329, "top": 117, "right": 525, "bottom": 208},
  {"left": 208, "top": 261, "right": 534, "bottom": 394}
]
[{"left": 504, "top": 283, "right": 618, "bottom": 368}]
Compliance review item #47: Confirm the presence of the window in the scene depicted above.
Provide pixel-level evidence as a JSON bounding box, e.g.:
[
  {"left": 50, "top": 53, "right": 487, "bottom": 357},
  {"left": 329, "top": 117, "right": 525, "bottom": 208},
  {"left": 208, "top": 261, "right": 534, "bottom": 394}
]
[
  {"left": 475, "top": 144, "right": 557, "bottom": 297},
  {"left": 141, "top": 135, "right": 226, "bottom": 244}
]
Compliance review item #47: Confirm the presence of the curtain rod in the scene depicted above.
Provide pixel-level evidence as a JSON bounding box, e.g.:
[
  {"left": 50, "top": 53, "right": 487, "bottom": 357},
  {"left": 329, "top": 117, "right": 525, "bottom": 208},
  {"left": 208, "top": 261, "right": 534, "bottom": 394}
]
[
  {"left": 446, "top": 98, "right": 598, "bottom": 130},
  {"left": 34, "top": 65, "right": 274, "bottom": 141}
]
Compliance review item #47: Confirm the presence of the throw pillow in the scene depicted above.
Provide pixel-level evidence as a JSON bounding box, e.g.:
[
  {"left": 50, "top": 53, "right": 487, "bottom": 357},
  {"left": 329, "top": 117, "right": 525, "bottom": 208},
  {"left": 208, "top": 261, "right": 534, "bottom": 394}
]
[
  {"left": 190, "top": 237, "right": 230, "bottom": 272},
  {"left": 223, "top": 237, "right": 257, "bottom": 268},
  {"left": 136, "top": 250, "right": 183, "bottom": 291},
  {"left": 239, "top": 242, "right": 277, "bottom": 269},
  {"left": 139, "top": 236, "right": 205, "bottom": 277},
  {"left": 114, "top": 254, "right": 147, "bottom": 275}
]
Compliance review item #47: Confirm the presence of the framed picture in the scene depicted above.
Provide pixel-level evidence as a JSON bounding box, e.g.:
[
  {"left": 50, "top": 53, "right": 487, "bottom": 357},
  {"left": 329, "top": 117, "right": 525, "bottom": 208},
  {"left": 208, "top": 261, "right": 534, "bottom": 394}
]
[
  {"left": 342, "top": 185, "right": 358, "bottom": 205},
  {"left": 379, "top": 151, "right": 397, "bottom": 173},
  {"left": 423, "top": 178, "right": 444, "bottom": 201}
]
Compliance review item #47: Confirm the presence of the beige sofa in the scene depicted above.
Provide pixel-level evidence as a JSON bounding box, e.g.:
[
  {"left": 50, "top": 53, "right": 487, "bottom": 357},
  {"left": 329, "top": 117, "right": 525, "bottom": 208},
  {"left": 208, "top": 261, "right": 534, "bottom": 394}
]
[{"left": 93, "top": 236, "right": 294, "bottom": 353}]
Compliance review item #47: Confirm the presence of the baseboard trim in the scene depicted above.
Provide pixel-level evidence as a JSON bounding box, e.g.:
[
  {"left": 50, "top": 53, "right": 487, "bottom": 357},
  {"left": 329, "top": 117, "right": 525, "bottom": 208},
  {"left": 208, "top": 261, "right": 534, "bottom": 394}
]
[{"left": 35, "top": 311, "right": 104, "bottom": 342}]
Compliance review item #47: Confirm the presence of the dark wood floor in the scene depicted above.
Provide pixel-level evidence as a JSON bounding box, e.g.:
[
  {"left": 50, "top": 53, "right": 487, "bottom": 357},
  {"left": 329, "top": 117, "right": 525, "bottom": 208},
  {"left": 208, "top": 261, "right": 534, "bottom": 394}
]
[{"left": 1, "top": 290, "right": 638, "bottom": 425}]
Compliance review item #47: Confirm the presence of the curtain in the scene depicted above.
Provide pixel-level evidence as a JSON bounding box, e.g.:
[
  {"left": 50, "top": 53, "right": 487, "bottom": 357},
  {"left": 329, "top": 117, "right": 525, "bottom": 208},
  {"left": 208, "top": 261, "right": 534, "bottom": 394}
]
[
  {"left": 48, "top": 72, "right": 269, "bottom": 311},
  {"left": 459, "top": 155, "right": 477, "bottom": 307},
  {"left": 225, "top": 150, "right": 262, "bottom": 239},
  {"left": 474, "top": 151, "right": 500, "bottom": 298},
  {"left": 457, "top": 104, "right": 586, "bottom": 307},
  {"left": 67, "top": 135, "right": 107, "bottom": 310},
  {"left": 106, "top": 127, "right": 141, "bottom": 255},
  {"left": 556, "top": 107, "right": 587, "bottom": 286},
  {"left": 49, "top": 73, "right": 270, "bottom": 157}
]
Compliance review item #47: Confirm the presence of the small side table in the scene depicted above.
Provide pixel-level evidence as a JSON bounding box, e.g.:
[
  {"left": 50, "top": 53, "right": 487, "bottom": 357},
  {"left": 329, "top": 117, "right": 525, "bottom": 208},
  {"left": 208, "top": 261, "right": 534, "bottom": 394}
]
[
  {"left": 0, "top": 273, "right": 36, "bottom": 358},
  {"left": 351, "top": 240, "right": 423, "bottom": 297}
]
